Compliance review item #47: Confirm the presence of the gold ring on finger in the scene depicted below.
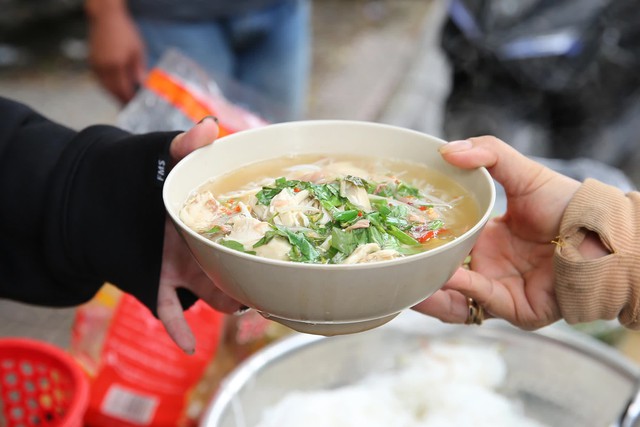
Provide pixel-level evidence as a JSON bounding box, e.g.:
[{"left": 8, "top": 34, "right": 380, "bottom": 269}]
[{"left": 465, "top": 297, "right": 484, "bottom": 325}]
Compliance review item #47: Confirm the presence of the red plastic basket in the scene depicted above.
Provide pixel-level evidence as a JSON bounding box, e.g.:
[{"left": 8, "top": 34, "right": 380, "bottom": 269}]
[{"left": 0, "top": 338, "right": 89, "bottom": 427}]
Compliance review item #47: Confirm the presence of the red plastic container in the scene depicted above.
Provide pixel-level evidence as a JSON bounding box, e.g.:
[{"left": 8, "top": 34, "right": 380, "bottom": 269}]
[{"left": 0, "top": 338, "right": 89, "bottom": 427}]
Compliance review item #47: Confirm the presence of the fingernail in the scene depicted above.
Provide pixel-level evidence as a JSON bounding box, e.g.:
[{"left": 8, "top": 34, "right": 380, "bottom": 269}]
[
  {"left": 198, "top": 115, "right": 219, "bottom": 124},
  {"left": 439, "top": 139, "right": 473, "bottom": 154},
  {"left": 233, "top": 305, "right": 250, "bottom": 316}
]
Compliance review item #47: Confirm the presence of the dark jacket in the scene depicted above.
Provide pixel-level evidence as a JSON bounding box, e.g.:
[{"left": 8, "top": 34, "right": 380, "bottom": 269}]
[{"left": 0, "top": 96, "right": 181, "bottom": 312}]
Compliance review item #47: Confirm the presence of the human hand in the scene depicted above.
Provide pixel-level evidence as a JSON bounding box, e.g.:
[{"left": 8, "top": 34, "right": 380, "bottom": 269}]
[
  {"left": 413, "top": 136, "right": 582, "bottom": 330},
  {"left": 86, "top": 0, "right": 146, "bottom": 104},
  {"left": 158, "top": 117, "right": 243, "bottom": 354}
]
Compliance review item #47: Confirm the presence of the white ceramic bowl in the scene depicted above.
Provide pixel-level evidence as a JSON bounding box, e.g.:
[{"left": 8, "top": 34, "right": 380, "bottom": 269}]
[{"left": 163, "top": 120, "right": 495, "bottom": 335}]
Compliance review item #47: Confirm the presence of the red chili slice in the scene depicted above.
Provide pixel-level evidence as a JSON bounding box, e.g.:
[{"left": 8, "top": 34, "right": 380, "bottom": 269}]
[{"left": 412, "top": 226, "right": 447, "bottom": 243}]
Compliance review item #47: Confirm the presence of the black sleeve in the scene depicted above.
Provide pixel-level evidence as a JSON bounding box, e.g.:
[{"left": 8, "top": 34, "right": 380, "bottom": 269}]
[{"left": 0, "top": 96, "right": 185, "bottom": 312}]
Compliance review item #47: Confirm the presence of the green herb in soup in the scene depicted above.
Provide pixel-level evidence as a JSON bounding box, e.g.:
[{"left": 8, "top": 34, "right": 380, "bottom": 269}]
[{"left": 179, "top": 155, "right": 479, "bottom": 264}]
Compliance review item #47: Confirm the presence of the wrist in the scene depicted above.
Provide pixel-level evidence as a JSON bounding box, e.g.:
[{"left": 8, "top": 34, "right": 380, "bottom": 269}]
[{"left": 577, "top": 229, "right": 610, "bottom": 260}]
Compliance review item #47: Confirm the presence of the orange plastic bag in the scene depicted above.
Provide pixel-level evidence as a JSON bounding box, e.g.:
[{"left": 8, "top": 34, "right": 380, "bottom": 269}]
[
  {"left": 70, "top": 285, "right": 224, "bottom": 427},
  {"left": 117, "top": 49, "right": 272, "bottom": 135}
]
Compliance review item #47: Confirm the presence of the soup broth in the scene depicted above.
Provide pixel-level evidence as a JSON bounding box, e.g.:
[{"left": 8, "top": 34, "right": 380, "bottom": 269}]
[{"left": 180, "top": 154, "right": 480, "bottom": 264}]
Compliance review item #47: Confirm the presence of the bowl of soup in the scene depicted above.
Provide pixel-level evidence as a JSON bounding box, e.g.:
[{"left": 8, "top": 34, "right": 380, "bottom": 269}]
[{"left": 163, "top": 120, "right": 495, "bottom": 335}]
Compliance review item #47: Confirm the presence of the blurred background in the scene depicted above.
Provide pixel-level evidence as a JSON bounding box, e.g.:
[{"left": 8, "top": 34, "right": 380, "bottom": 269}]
[
  {"left": 2, "top": 2, "right": 640, "bottom": 424},
  {"left": 0, "top": 0, "right": 441, "bottom": 129},
  {"left": 2, "top": 0, "right": 639, "bottom": 185}
]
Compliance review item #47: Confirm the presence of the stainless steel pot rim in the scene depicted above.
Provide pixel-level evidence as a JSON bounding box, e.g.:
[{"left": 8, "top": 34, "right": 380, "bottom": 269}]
[{"left": 202, "top": 319, "right": 640, "bottom": 427}]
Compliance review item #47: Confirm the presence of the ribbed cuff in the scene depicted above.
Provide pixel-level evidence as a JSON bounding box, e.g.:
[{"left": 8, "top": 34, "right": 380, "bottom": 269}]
[{"left": 554, "top": 179, "right": 640, "bottom": 328}]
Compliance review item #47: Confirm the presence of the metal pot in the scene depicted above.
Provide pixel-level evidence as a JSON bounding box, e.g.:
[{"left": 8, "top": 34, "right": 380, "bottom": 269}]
[{"left": 202, "top": 316, "right": 640, "bottom": 427}]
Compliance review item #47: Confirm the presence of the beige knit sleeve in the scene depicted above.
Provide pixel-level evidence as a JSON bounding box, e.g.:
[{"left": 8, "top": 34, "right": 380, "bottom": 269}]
[{"left": 554, "top": 178, "right": 640, "bottom": 329}]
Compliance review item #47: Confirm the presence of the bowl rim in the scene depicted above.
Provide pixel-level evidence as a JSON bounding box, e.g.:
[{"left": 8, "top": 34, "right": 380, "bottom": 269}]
[{"left": 163, "top": 120, "right": 496, "bottom": 269}]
